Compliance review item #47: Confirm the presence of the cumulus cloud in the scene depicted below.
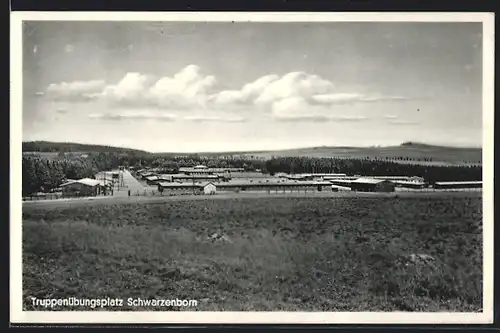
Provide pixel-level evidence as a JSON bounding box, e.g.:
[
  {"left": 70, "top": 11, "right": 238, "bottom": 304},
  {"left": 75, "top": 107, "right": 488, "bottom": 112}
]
[
  {"left": 255, "top": 72, "right": 334, "bottom": 105},
  {"left": 311, "top": 94, "right": 408, "bottom": 105},
  {"left": 275, "top": 114, "right": 368, "bottom": 123},
  {"left": 45, "top": 65, "right": 218, "bottom": 109},
  {"left": 45, "top": 66, "right": 416, "bottom": 122},
  {"left": 88, "top": 111, "right": 176, "bottom": 122},
  {"left": 183, "top": 116, "right": 246, "bottom": 123},
  {"left": 148, "top": 65, "right": 217, "bottom": 108},
  {"left": 209, "top": 74, "right": 280, "bottom": 105},
  {"left": 209, "top": 71, "right": 413, "bottom": 120},
  {"left": 271, "top": 96, "right": 370, "bottom": 121},
  {"left": 46, "top": 80, "right": 106, "bottom": 102},
  {"left": 99, "top": 72, "right": 153, "bottom": 107},
  {"left": 101, "top": 65, "right": 218, "bottom": 109}
]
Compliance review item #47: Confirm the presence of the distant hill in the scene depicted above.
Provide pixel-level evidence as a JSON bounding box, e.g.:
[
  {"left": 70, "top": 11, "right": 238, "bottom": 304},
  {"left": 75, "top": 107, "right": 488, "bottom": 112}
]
[
  {"left": 22, "top": 141, "right": 150, "bottom": 155},
  {"left": 182, "top": 142, "right": 482, "bottom": 166},
  {"left": 22, "top": 141, "right": 482, "bottom": 166}
]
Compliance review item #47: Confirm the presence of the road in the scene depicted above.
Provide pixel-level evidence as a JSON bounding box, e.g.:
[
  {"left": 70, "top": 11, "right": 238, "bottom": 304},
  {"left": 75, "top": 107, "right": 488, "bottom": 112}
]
[{"left": 112, "top": 169, "right": 146, "bottom": 197}]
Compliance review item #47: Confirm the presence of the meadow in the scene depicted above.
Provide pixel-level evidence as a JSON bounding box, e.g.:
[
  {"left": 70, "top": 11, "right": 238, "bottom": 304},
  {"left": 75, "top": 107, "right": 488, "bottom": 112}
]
[{"left": 22, "top": 193, "right": 483, "bottom": 312}]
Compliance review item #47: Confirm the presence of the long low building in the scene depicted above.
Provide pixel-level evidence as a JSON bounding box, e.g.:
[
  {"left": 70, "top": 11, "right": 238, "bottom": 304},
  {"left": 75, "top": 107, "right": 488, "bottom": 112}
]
[
  {"left": 434, "top": 181, "right": 482, "bottom": 189},
  {"left": 178, "top": 167, "right": 245, "bottom": 175},
  {"left": 145, "top": 175, "right": 160, "bottom": 185},
  {"left": 172, "top": 174, "right": 221, "bottom": 181},
  {"left": 281, "top": 173, "right": 347, "bottom": 181},
  {"left": 307, "top": 173, "right": 347, "bottom": 178},
  {"left": 393, "top": 180, "right": 426, "bottom": 189},
  {"left": 371, "top": 176, "right": 425, "bottom": 182},
  {"left": 157, "top": 181, "right": 217, "bottom": 194},
  {"left": 214, "top": 180, "right": 332, "bottom": 192},
  {"left": 329, "top": 179, "right": 356, "bottom": 187},
  {"left": 59, "top": 178, "right": 109, "bottom": 196},
  {"left": 324, "top": 176, "right": 360, "bottom": 181},
  {"left": 140, "top": 172, "right": 155, "bottom": 179},
  {"left": 350, "top": 178, "right": 396, "bottom": 193}
]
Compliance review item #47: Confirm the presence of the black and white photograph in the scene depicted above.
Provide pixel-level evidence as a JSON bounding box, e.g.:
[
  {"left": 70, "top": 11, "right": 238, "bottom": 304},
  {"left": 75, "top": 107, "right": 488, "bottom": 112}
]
[{"left": 10, "top": 12, "right": 494, "bottom": 324}]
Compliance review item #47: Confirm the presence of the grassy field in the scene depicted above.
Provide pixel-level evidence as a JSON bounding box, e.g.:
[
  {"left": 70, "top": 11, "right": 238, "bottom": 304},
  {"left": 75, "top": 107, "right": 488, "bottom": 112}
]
[{"left": 22, "top": 193, "right": 482, "bottom": 312}]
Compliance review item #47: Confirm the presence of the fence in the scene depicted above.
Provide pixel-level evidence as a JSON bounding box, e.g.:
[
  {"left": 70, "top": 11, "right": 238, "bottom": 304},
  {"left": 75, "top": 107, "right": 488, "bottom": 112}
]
[
  {"left": 22, "top": 193, "right": 64, "bottom": 201},
  {"left": 22, "top": 191, "right": 116, "bottom": 201},
  {"left": 394, "top": 187, "right": 482, "bottom": 193},
  {"left": 130, "top": 189, "right": 204, "bottom": 197}
]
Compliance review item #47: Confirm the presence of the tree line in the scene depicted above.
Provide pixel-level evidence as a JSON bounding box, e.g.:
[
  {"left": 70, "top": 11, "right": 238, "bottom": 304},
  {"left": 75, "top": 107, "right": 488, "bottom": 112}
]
[
  {"left": 22, "top": 152, "right": 131, "bottom": 196},
  {"left": 263, "top": 157, "right": 482, "bottom": 183}
]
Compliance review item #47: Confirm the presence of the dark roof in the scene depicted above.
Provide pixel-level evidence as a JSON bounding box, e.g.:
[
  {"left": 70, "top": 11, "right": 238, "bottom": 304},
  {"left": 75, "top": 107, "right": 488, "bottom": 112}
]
[
  {"left": 158, "top": 182, "right": 202, "bottom": 188},
  {"left": 216, "top": 180, "right": 331, "bottom": 187}
]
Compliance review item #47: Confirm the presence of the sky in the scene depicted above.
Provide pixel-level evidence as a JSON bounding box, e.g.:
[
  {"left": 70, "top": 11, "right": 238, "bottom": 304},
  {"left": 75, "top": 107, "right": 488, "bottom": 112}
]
[{"left": 22, "top": 21, "right": 483, "bottom": 153}]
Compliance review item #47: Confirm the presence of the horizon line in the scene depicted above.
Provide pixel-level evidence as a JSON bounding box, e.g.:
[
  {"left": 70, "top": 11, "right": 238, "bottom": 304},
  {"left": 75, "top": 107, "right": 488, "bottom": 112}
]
[{"left": 22, "top": 140, "right": 483, "bottom": 154}]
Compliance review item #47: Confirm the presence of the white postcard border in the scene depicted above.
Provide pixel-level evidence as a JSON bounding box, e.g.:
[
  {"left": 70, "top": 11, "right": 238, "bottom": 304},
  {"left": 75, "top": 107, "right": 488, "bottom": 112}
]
[{"left": 10, "top": 11, "right": 495, "bottom": 324}]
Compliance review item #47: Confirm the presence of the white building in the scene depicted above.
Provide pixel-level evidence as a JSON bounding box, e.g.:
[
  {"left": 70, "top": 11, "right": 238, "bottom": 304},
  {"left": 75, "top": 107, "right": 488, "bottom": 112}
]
[{"left": 202, "top": 182, "right": 217, "bottom": 194}]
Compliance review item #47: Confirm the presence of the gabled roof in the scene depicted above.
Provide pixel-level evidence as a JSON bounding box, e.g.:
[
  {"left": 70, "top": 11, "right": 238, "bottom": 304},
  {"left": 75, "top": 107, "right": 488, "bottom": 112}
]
[
  {"left": 199, "top": 181, "right": 216, "bottom": 187},
  {"left": 60, "top": 180, "right": 77, "bottom": 187}
]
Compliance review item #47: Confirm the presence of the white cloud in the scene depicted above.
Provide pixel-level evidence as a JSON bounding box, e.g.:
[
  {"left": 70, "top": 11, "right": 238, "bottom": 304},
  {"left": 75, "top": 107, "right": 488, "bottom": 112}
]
[
  {"left": 44, "top": 66, "right": 415, "bottom": 122},
  {"left": 210, "top": 74, "right": 279, "bottom": 105},
  {"left": 274, "top": 114, "right": 368, "bottom": 123},
  {"left": 311, "top": 93, "right": 365, "bottom": 105},
  {"left": 65, "top": 44, "right": 74, "bottom": 53},
  {"left": 312, "top": 93, "right": 408, "bottom": 105},
  {"left": 183, "top": 115, "right": 246, "bottom": 123},
  {"left": 148, "top": 65, "right": 217, "bottom": 108},
  {"left": 271, "top": 96, "right": 368, "bottom": 122},
  {"left": 47, "top": 65, "right": 218, "bottom": 109},
  {"left": 46, "top": 80, "right": 106, "bottom": 101},
  {"left": 254, "top": 72, "right": 333, "bottom": 105},
  {"left": 208, "top": 71, "right": 412, "bottom": 121},
  {"left": 88, "top": 111, "right": 176, "bottom": 122},
  {"left": 100, "top": 72, "right": 152, "bottom": 106}
]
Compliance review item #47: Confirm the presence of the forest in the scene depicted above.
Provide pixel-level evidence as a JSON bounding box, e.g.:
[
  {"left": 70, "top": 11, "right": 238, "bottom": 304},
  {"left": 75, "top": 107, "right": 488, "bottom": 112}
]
[{"left": 263, "top": 157, "right": 482, "bottom": 183}]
